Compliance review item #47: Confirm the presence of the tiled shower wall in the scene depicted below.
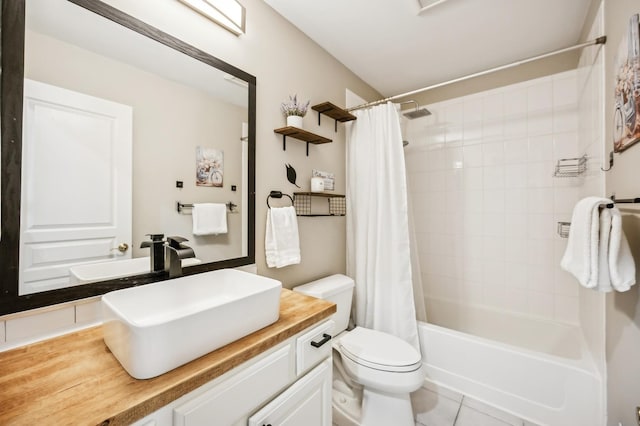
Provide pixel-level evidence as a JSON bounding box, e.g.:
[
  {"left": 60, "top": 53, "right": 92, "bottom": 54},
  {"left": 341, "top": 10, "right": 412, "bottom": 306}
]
[{"left": 405, "top": 70, "right": 583, "bottom": 325}]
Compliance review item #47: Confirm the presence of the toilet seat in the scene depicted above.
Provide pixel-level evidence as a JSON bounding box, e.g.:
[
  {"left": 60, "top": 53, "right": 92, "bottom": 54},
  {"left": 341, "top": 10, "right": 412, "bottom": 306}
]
[{"left": 338, "top": 327, "right": 422, "bottom": 373}]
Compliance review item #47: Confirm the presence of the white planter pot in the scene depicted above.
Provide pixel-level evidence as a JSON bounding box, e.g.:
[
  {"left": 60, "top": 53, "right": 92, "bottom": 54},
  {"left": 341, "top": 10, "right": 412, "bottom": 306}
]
[{"left": 286, "top": 115, "right": 304, "bottom": 128}]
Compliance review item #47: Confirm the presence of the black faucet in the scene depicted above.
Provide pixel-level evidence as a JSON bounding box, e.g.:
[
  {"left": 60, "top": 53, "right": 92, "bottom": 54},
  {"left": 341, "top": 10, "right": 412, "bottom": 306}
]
[
  {"left": 165, "top": 236, "right": 196, "bottom": 278},
  {"left": 140, "top": 233, "right": 165, "bottom": 273}
]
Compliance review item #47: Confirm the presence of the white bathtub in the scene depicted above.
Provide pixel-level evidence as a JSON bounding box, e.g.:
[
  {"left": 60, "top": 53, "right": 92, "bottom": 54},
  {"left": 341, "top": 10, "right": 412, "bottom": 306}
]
[{"left": 418, "top": 300, "right": 603, "bottom": 426}]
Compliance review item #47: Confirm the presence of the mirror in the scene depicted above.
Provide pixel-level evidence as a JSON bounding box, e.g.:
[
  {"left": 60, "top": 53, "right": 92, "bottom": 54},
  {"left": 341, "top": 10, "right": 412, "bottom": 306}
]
[{"left": 0, "top": 0, "right": 256, "bottom": 314}]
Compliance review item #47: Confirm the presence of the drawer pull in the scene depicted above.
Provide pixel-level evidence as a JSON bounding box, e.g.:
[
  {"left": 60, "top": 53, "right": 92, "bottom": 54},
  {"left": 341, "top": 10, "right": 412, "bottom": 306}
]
[{"left": 310, "top": 333, "right": 332, "bottom": 348}]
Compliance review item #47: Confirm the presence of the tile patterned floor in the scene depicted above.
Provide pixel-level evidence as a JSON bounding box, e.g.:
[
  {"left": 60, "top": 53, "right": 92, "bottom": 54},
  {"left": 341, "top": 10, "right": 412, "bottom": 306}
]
[{"left": 411, "top": 384, "right": 540, "bottom": 426}]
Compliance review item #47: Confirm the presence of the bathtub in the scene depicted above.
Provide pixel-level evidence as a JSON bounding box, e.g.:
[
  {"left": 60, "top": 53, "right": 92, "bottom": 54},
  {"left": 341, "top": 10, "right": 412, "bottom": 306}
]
[{"left": 418, "top": 300, "right": 603, "bottom": 426}]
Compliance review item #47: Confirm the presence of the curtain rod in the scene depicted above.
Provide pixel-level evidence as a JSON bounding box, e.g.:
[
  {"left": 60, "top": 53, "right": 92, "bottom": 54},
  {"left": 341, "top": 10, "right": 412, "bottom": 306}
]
[{"left": 347, "top": 36, "right": 607, "bottom": 112}]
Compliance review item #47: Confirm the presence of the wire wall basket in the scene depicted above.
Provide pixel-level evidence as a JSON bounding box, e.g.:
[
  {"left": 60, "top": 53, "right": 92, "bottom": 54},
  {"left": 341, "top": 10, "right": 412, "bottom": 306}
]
[
  {"left": 553, "top": 155, "right": 587, "bottom": 177},
  {"left": 293, "top": 193, "right": 346, "bottom": 216}
]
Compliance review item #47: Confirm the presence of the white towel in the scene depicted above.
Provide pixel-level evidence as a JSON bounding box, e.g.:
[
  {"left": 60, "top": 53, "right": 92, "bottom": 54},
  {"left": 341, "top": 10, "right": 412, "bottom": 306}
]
[
  {"left": 561, "top": 197, "right": 636, "bottom": 292},
  {"left": 192, "top": 203, "right": 227, "bottom": 236},
  {"left": 596, "top": 208, "right": 613, "bottom": 292},
  {"left": 608, "top": 207, "right": 636, "bottom": 291},
  {"left": 561, "top": 196, "right": 610, "bottom": 288},
  {"left": 265, "top": 206, "right": 300, "bottom": 268}
]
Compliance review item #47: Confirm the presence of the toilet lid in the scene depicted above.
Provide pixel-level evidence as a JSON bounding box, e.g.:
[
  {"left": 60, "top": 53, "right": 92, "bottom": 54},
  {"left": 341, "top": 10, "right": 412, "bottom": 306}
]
[{"left": 338, "top": 327, "right": 422, "bottom": 372}]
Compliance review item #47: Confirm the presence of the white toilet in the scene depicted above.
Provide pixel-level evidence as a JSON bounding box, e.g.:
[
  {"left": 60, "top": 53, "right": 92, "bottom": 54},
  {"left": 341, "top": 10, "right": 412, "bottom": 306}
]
[{"left": 294, "top": 274, "right": 424, "bottom": 426}]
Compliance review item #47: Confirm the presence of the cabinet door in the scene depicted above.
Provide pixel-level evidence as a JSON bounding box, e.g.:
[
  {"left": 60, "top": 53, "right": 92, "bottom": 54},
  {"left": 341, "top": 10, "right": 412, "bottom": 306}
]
[{"left": 248, "top": 359, "right": 331, "bottom": 426}]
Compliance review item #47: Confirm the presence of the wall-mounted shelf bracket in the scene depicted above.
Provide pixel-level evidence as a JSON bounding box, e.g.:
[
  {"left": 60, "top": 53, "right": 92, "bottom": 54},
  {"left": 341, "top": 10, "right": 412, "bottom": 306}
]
[
  {"left": 274, "top": 126, "right": 332, "bottom": 156},
  {"left": 311, "top": 102, "right": 357, "bottom": 132}
]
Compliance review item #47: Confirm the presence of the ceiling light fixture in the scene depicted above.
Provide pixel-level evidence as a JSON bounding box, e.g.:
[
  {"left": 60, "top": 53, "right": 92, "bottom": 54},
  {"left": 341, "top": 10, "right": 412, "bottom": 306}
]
[
  {"left": 178, "top": 0, "right": 246, "bottom": 35},
  {"left": 416, "top": 0, "right": 453, "bottom": 15}
]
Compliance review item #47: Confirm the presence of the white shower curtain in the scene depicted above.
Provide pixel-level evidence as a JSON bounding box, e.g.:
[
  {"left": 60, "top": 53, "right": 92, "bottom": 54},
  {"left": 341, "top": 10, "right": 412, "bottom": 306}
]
[{"left": 346, "top": 102, "right": 419, "bottom": 350}]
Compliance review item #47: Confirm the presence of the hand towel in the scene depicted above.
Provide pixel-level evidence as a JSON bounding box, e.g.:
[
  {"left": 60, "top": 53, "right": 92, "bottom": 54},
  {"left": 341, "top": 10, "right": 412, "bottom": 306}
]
[
  {"left": 596, "top": 208, "right": 613, "bottom": 292},
  {"left": 608, "top": 207, "right": 636, "bottom": 292},
  {"left": 561, "top": 196, "right": 611, "bottom": 288},
  {"left": 265, "top": 206, "right": 301, "bottom": 268},
  {"left": 192, "top": 203, "right": 227, "bottom": 236}
]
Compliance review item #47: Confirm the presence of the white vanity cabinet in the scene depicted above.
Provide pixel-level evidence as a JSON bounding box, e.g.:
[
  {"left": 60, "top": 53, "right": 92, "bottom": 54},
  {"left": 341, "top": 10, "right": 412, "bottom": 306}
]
[{"left": 132, "top": 320, "right": 334, "bottom": 426}]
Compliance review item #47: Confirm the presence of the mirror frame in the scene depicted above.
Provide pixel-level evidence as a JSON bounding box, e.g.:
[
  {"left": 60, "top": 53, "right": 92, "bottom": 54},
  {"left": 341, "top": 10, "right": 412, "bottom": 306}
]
[{"left": 0, "top": 0, "right": 256, "bottom": 315}]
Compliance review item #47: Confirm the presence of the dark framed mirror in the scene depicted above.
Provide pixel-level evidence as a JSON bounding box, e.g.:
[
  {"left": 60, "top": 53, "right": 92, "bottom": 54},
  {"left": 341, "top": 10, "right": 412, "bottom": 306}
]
[{"left": 0, "top": 0, "right": 256, "bottom": 315}]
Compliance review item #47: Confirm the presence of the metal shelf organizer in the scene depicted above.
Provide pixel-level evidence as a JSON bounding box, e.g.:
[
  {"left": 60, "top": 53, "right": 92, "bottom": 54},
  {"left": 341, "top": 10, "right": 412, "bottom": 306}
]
[
  {"left": 553, "top": 155, "right": 587, "bottom": 177},
  {"left": 293, "top": 192, "right": 346, "bottom": 217}
]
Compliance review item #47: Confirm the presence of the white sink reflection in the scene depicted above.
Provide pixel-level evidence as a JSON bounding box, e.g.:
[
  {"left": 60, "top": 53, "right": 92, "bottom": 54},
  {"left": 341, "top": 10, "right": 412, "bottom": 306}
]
[
  {"left": 69, "top": 257, "right": 202, "bottom": 285},
  {"left": 101, "top": 269, "right": 282, "bottom": 379}
]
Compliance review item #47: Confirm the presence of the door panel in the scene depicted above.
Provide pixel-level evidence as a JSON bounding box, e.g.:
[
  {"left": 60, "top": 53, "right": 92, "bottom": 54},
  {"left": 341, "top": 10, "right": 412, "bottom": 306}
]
[{"left": 20, "top": 79, "right": 132, "bottom": 295}]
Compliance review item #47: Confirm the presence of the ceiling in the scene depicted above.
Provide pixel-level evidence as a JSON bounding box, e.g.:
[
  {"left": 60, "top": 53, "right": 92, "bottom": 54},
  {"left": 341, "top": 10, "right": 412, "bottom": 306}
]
[{"left": 263, "top": 0, "right": 595, "bottom": 98}]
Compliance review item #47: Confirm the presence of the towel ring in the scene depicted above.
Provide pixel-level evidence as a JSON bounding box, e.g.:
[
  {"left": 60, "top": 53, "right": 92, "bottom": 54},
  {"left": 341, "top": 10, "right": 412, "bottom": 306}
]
[{"left": 267, "top": 191, "right": 294, "bottom": 208}]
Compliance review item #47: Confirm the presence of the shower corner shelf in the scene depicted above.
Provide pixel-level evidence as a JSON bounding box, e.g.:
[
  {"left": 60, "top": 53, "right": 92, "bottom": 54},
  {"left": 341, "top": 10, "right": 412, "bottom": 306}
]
[
  {"left": 311, "top": 102, "right": 357, "bottom": 131},
  {"left": 273, "top": 126, "right": 332, "bottom": 156},
  {"left": 557, "top": 221, "right": 571, "bottom": 238},
  {"left": 553, "top": 155, "right": 587, "bottom": 177},
  {"left": 293, "top": 192, "right": 346, "bottom": 217}
]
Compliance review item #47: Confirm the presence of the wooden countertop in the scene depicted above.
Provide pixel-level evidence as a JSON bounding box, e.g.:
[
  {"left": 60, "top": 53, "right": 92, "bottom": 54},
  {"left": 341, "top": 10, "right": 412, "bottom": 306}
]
[{"left": 0, "top": 288, "right": 335, "bottom": 425}]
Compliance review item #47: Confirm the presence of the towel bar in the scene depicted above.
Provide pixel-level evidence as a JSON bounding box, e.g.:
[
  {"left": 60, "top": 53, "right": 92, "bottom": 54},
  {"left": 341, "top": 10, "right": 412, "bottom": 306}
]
[{"left": 176, "top": 201, "right": 237, "bottom": 213}]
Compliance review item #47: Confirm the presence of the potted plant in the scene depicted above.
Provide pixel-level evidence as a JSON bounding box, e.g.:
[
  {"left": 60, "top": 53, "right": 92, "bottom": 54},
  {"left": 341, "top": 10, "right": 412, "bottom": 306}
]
[{"left": 281, "top": 94, "right": 310, "bottom": 128}]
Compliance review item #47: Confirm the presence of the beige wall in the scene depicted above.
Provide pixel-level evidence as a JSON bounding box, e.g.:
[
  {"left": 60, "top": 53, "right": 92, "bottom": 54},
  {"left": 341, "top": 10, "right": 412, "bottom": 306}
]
[
  {"left": 95, "top": 0, "right": 380, "bottom": 288},
  {"left": 602, "top": 1, "right": 640, "bottom": 425}
]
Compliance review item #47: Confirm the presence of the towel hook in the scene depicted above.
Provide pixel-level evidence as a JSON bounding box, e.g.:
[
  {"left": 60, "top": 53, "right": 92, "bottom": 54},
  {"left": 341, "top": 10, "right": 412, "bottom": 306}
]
[{"left": 267, "top": 191, "right": 294, "bottom": 208}]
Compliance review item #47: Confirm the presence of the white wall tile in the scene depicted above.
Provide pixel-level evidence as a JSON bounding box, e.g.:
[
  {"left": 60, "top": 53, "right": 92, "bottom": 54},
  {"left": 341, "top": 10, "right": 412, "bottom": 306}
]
[
  {"left": 504, "top": 137, "right": 528, "bottom": 163},
  {"left": 505, "top": 262, "right": 529, "bottom": 289},
  {"left": 6, "top": 306, "right": 75, "bottom": 342},
  {"left": 504, "top": 189, "right": 528, "bottom": 213},
  {"left": 464, "top": 167, "right": 484, "bottom": 190},
  {"left": 527, "top": 111, "right": 553, "bottom": 136},
  {"left": 527, "top": 188, "right": 555, "bottom": 213},
  {"left": 553, "top": 76, "right": 578, "bottom": 108},
  {"left": 526, "top": 162, "right": 554, "bottom": 188},
  {"left": 553, "top": 132, "right": 578, "bottom": 160},
  {"left": 407, "top": 69, "right": 581, "bottom": 324},
  {"left": 464, "top": 190, "right": 483, "bottom": 214},
  {"left": 553, "top": 108, "right": 578, "bottom": 133},
  {"left": 482, "top": 141, "right": 504, "bottom": 166},
  {"left": 482, "top": 189, "right": 505, "bottom": 213},
  {"left": 527, "top": 80, "right": 553, "bottom": 112},
  {"left": 504, "top": 164, "right": 528, "bottom": 189},
  {"left": 463, "top": 144, "right": 483, "bottom": 167},
  {"left": 463, "top": 98, "right": 483, "bottom": 124},
  {"left": 528, "top": 134, "right": 554, "bottom": 162},
  {"left": 483, "top": 166, "right": 505, "bottom": 189}
]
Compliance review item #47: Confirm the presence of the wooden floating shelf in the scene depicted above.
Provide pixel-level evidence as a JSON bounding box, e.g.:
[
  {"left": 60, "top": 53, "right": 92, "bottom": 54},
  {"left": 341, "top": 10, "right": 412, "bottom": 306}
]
[
  {"left": 311, "top": 102, "right": 356, "bottom": 131},
  {"left": 274, "top": 126, "right": 332, "bottom": 156},
  {"left": 311, "top": 102, "right": 356, "bottom": 122}
]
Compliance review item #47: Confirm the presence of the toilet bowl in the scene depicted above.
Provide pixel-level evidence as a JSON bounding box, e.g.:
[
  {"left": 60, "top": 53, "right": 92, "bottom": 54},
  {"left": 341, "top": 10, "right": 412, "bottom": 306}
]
[{"left": 294, "top": 274, "right": 425, "bottom": 426}]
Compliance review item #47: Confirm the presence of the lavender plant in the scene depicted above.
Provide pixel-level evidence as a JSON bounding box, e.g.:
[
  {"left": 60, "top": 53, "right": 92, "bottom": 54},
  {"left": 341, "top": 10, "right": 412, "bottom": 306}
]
[{"left": 281, "top": 94, "right": 310, "bottom": 117}]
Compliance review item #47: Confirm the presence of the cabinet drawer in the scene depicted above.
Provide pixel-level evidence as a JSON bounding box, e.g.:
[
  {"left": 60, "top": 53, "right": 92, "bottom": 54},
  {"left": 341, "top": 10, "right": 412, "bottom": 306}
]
[
  {"left": 173, "top": 345, "right": 292, "bottom": 425},
  {"left": 296, "top": 320, "right": 334, "bottom": 376}
]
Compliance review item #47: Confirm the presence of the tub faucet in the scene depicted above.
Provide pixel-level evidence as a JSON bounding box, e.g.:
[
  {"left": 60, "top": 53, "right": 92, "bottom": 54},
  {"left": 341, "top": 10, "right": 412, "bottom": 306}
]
[
  {"left": 140, "top": 233, "right": 165, "bottom": 273},
  {"left": 165, "top": 236, "right": 196, "bottom": 278}
]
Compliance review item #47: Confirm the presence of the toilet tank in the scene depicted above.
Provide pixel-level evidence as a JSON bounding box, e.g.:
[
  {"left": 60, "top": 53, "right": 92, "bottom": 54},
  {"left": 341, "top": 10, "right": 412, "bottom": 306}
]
[{"left": 294, "top": 274, "right": 354, "bottom": 334}]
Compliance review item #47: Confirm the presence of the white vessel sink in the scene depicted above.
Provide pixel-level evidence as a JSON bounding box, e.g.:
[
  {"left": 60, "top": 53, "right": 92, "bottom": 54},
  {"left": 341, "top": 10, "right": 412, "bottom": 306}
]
[
  {"left": 69, "top": 257, "right": 202, "bottom": 285},
  {"left": 101, "top": 269, "right": 282, "bottom": 379}
]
